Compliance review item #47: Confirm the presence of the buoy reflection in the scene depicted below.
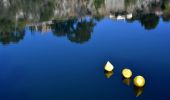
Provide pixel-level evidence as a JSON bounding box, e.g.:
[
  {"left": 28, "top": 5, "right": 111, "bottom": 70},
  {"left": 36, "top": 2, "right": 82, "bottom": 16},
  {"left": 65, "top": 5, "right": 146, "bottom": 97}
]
[
  {"left": 104, "top": 71, "right": 114, "bottom": 78},
  {"left": 122, "top": 77, "right": 131, "bottom": 86},
  {"left": 133, "top": 86, "right": 144, "bottom": 97}
]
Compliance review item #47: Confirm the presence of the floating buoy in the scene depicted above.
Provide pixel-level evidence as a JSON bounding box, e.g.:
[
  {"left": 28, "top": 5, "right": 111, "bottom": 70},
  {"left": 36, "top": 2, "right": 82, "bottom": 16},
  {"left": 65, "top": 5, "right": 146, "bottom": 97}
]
[
  {"left": 133, "top": 76, "right": 145, "bottom": 87},
  {"left": 122, "top": 68, "right": 132, "bottom": 78},
  {"left": 104, "top": 61, "right": 114, "bottom": 72}
]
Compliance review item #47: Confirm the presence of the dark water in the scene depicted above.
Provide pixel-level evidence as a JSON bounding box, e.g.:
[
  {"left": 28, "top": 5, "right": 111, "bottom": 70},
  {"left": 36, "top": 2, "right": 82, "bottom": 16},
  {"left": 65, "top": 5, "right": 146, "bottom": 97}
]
[{"left": 0, "top": 0, "right": 170, "bottom": 100}]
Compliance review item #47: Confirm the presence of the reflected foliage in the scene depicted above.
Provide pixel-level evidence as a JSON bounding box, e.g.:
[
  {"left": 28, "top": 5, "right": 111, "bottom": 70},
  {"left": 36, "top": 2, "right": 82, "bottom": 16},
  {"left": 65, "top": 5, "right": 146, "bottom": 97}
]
[
  {"left": 51, "top": 20, "right": 76, "bottom": 37},
  {"left": 0, "top": 18, "right": 25, "bottom": 45},
  {"left": 94, "top": 0, "right": 105, "bottom": 9},
  {"left": 0, "top": 0, "right": 170, "bottom": 45},
  {"left": 162, "top": 1, "right": 170, "bottom": 22},
  {"left": 52, "top": 18, "right": 96, "bottom": 44},
  {"left": 162, "top": 14, "right": 170, "bottom": 22},
  {"left": 140, "top": 14, "right": 160, "bottom": 30},
  {"left": 67, "top": 19, "right": 96, "bottom": 43},
  {"left": 0, "top": 31, "right": 25, "bottom": 45}
]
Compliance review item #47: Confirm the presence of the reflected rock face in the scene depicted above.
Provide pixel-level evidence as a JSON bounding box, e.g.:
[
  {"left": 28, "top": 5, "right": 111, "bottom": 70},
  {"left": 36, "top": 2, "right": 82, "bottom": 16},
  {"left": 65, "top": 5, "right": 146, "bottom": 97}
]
[
  {"left": 0, "top": 0, "right": 170, "bottom": 45},
  {"left": 1, "top": 0, "right": 170, "bottom": 23}
]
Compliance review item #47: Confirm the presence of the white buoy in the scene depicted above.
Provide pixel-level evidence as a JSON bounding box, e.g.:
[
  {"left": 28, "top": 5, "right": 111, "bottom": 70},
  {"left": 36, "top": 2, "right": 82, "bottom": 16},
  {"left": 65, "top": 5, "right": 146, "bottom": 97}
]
[{"left": 104, "top": 61, "right": 114, "bottom": 72}]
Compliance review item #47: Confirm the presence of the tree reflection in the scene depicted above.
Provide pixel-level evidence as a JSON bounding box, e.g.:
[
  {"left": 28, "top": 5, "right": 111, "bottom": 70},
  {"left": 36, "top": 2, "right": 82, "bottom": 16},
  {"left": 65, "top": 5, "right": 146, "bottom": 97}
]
[
  {"left": 0, "top": 0, "right": 170, "bottom": 45},
  {"left": 67, "top": 19, "right": 96, "bottom": 43},
  {"left": 0, "top": 31, "right": 25, "bottom": 45},
  {"left": 162, "top": 1, "right": 170, "bottom": 22},
  {"left": 51, "top": 19, "right": 76, "bottom": 37},
  {"left": 0, "top": 18, "right": 25, "bottom": 45},
  {"left": 139, "top": 14, "right": 160, "bottom": 30},
  {"left": 52, "top": 18, "right": 96, "bottom": 44},
  {"left": 162, "top": 14, "right": 170, "bottom": 22}
]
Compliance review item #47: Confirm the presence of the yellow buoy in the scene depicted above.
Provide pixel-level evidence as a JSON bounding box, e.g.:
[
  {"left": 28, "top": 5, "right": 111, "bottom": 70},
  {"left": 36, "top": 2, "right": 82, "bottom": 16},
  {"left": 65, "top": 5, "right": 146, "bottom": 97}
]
[
  {"left": 122, "top": 68, "right": 132, "bottom": 78},
  {"left": 133, "top": 76, "right": 145, "bottom": 87},
  {"left": 104, "top": 61, "right": 114, "bottom": 72}
]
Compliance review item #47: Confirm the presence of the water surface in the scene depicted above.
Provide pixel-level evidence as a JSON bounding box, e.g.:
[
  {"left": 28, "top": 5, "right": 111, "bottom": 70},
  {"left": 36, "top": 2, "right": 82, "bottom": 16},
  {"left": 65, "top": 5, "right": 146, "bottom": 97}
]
[{"left": 0, "top": 0, "right": 170, "bottom": 100}]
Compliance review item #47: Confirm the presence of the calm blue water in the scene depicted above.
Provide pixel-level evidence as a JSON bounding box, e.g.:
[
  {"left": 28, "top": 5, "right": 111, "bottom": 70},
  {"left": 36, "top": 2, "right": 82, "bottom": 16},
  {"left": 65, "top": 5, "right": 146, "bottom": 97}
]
[{"left": 0, "top": 17, "right": 170, "bottom": 100}]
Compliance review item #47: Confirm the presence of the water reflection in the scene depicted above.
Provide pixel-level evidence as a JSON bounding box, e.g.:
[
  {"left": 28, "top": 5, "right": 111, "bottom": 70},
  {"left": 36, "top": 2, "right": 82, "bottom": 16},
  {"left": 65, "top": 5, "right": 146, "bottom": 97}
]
[
  {"left": 138, "top": 14, "right": 160, "bottom": 30},
  {"left": 52, "top": 18, "right": 96, "bottom": 44},
  {"left": 0, "top": 0, "right": 170, "bottom": 45},
  {"left": 104, "top": 71, "right": 114, "bottom": 78},
  {"left": 133, "top": 86, "right": 144, "bottom": 97},
  {"left": 122, "top": 77, "right": 131, "bottom": 86},
  {"left": 0, "top": 18, "right": 25, "bottom": 45},
  {"left": 0, "top": 32, "right": 25, "bottom": 45},
  {"left": 121, "top": 77, "right": 145, "bottom": 97}
]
